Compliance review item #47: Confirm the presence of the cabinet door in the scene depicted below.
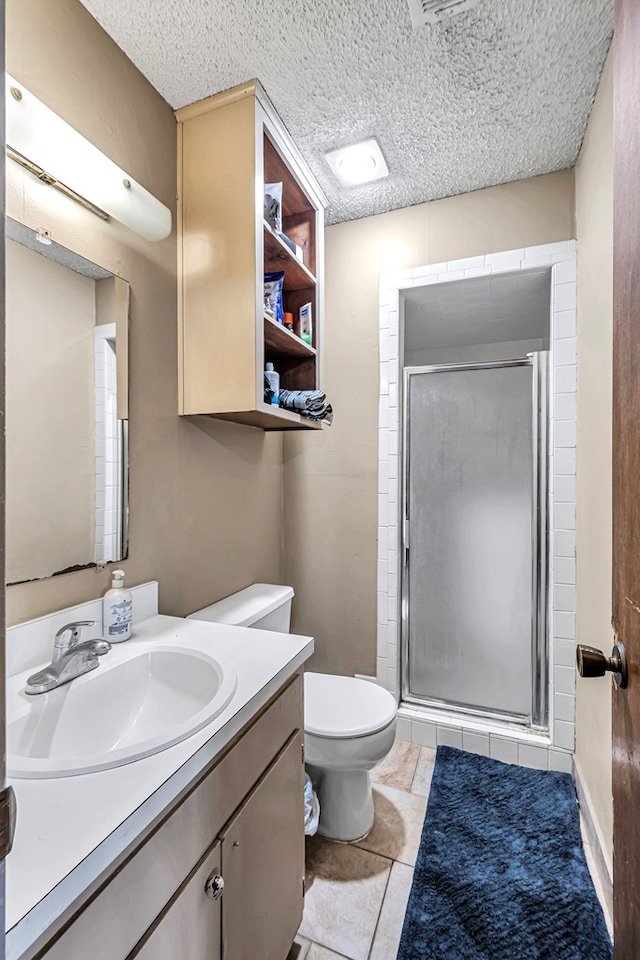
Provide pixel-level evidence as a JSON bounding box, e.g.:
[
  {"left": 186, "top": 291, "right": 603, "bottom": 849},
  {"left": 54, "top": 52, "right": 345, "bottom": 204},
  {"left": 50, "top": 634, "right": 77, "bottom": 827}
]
[
  {"left": 220, "top": 734, "right": 304, "bottom": 960},
  {"left": 131, "top": 842, "right": 222, "bottom": 960}
]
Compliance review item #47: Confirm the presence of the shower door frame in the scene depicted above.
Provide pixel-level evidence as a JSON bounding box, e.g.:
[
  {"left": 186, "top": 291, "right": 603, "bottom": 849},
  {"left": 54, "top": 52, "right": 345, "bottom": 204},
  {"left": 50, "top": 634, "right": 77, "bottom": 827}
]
[{"left": 401, "top": 352, "right": 550, "bottom": 729}]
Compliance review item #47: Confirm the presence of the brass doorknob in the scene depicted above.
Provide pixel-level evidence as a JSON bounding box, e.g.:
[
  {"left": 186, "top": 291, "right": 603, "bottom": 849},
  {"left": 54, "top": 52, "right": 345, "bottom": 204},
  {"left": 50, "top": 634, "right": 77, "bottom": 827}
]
[{"left": 576, "top": 642, "right": 628, "bottom": 689}]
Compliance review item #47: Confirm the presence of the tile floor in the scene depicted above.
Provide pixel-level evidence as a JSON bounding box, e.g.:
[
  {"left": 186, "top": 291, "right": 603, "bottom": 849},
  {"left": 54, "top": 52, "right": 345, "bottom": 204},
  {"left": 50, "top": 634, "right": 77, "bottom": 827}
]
[{"left": 289, "top": 738, "right": 611, "bottom": 960}]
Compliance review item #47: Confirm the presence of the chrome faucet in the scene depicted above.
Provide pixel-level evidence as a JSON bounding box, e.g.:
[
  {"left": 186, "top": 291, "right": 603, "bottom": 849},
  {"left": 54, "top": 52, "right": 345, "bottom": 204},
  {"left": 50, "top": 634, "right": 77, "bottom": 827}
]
[{"left": 25, "top": 621, "right": 111, "bottom": 695}]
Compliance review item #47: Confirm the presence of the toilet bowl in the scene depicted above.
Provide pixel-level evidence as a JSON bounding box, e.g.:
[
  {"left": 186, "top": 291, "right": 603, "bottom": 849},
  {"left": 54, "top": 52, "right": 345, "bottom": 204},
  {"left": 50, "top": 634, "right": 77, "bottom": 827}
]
[
  {"left": 187, "top": 583, "right": 397, "bottom": 842},
  {"left": 304, "top": 672, "right": 397, "bottom": 841}
]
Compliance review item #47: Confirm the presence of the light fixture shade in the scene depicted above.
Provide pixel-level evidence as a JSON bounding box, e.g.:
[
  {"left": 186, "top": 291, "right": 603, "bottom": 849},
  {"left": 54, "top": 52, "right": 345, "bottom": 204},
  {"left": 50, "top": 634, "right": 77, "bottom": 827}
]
[
  {"left": 5, "top": 74, "right": 172, "bottom": 242},
  {"left": 325, "top": 138, "right": 389, "bottom": 188}
]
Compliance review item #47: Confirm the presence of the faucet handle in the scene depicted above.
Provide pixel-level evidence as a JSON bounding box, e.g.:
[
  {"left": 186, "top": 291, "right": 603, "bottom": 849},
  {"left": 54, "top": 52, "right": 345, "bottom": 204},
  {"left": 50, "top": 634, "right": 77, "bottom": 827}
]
[{"left": 53, "top": 620, "right": 96, "bottom": 657}]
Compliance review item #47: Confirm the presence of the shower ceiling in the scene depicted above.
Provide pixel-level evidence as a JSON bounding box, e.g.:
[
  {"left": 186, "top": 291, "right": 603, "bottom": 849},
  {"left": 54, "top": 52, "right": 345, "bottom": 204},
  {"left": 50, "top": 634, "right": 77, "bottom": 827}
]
[
  {"left": 404, "top": 268, "right": 551, "bottom": 351},
  {"left": 78, "top": 0, "right": 613, "bottom": 225}
]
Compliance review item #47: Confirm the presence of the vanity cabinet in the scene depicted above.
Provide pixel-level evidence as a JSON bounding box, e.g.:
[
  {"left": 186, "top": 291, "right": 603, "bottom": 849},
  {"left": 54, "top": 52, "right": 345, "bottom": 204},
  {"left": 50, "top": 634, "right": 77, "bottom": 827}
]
[
  {"left": 132, "top": 735, "right": 303, "bottom": 960},
  {"left": 176, "top": 80, "right": 327, "bottom": 431},
  {"left": 219, "top": 735, "right": 304, "bottom": 960},
  {"left": 133, "top": 842, "right": 222, "bottom": 960},
  {"left": 39, "top": 674, "right": 304, "bottom": 960}
]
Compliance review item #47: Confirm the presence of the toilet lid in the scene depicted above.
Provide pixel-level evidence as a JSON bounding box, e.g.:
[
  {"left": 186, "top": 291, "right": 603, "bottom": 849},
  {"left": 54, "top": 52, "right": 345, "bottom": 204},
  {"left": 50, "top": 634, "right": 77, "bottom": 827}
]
[{"left": 304, "top": 673, "right": 397, "bottom": 739}]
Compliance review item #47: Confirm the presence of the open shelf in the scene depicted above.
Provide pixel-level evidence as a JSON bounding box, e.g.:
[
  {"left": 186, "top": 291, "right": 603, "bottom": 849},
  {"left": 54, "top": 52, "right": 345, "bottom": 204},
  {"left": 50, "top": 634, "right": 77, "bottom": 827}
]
[
  {"left": 263, "top": 314, "right": 316, "bottom": 359},
  {"left": 216, "top": 403, "right": 323, "bottom": 431},
  {"left": 177, "top": 80, "right": 325, "bottom": 431},
  {"left": 263, "top": 221, "right": 317, "bottom": 291},
  {"left": 258, "top": 402, "right": 323, "bottom": 430},
  {"left": 264, "top": 132, "right": 317, "bottom": 278}
]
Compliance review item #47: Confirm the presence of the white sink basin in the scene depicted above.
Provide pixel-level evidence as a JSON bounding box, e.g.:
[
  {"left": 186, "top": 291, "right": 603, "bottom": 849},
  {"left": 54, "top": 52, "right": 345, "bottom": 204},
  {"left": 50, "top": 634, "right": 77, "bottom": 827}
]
[{"left": 7, "top": 646, "right": 238, "bottom": 778}]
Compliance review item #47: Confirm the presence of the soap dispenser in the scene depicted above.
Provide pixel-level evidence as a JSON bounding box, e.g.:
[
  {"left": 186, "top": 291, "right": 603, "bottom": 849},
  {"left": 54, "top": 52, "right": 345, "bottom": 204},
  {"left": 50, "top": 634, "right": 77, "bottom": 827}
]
[{"left": 103, "top": 569, "right": 133, "bottom": 642}]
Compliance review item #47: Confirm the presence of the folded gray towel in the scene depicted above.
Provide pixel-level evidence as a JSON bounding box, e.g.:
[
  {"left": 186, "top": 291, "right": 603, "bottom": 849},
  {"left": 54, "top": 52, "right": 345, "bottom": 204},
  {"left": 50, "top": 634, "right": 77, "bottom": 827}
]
[{"left": 279, "top": 389, "right": 333, "bottom": 425}]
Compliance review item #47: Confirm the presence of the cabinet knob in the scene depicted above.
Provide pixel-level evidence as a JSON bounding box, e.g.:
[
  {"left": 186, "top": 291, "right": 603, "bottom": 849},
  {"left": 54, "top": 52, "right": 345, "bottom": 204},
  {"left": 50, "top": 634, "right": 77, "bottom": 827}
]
[{"left": 204, "top": 873, "right": 225, "bottom": 900}]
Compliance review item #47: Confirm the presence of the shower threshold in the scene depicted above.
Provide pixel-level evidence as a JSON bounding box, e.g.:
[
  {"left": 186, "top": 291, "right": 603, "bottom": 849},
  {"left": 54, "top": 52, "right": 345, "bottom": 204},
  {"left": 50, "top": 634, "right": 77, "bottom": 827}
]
[{"left": 398, "top": 700, "right": 551, "bottom": 747}]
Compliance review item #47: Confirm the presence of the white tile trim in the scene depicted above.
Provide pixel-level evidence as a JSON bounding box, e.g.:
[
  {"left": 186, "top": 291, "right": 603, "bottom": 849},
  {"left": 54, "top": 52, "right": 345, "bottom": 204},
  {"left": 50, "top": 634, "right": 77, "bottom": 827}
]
[
  {"left": 94, "top": 331, "right": 122, "bottom": 563},
  {"left": 378, "top": 242, "right": 577, "bottom": 768}
]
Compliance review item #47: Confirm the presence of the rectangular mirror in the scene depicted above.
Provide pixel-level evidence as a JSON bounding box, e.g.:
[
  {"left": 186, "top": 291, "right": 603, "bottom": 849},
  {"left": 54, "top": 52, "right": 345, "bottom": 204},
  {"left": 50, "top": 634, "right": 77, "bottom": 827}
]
[{"left": 5, "top": 218, "right": 129, "bottom": 584}]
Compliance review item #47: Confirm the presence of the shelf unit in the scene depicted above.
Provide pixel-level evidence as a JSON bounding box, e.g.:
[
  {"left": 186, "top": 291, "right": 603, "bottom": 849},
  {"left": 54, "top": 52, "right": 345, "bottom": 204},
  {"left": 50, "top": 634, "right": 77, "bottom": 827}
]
[{"left": 176, "top": 81, "right": 326, "bottom": 430}]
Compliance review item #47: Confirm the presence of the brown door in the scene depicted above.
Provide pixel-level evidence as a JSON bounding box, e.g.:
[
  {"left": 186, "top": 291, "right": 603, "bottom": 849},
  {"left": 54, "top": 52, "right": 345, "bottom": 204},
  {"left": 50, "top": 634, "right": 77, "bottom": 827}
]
[{"left": 612, "top": 0, "right": 640, "bottom": 952}]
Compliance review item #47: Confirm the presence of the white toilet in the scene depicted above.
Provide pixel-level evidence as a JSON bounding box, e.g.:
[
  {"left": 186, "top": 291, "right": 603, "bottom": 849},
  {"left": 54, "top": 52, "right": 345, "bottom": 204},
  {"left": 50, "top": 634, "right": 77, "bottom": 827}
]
[{"left": 188, "top": 583, "right": 397, "bottom": 842}]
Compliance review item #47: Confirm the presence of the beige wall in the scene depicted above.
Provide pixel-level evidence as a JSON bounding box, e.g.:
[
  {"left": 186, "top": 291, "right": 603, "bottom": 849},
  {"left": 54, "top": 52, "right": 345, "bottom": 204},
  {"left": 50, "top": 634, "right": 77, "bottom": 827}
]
[
  {"left": 574, "top": 49, "right": 614, "bottom": 866},
  {"left": 6, "top": 0, "right": 283, "bottom": 625},
  {"left": 284, "top": 170, "right": 575, "bottom": 676},
  {"left": 6, "top": 239, "right": 96, "bottom": 582}
]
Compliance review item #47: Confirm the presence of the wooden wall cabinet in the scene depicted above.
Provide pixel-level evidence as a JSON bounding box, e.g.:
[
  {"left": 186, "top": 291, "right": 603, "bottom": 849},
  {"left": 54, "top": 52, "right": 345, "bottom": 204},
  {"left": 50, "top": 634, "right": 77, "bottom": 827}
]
[{"left": 176, "top": 81, "right": 326, "bottom": 430}]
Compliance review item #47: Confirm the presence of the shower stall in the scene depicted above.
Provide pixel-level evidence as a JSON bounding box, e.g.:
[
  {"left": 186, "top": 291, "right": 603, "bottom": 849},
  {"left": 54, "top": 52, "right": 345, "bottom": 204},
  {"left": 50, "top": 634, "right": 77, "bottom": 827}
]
[
  {"left": 402, "top": 355, "right": 548, "bottom": 727},
  {"left": 399, "top": 266, "right": 553, "bottom": 731}
]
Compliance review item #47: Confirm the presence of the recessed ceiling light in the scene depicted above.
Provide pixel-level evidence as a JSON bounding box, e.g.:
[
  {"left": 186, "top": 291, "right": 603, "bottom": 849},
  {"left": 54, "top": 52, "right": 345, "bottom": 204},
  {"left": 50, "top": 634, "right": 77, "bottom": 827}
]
[
  {"left": 407, "top": 0, "right": 483, "bottom": 29},
  {"left": 325, "top": 138, "right": 389, "bottom": 188}
]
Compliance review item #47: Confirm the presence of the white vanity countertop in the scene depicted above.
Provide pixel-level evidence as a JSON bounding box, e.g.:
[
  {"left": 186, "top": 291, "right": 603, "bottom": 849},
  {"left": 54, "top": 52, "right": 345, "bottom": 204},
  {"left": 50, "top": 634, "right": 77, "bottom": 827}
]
[{"left": 6, "top": 614, "right": 314, "bottom": 960}]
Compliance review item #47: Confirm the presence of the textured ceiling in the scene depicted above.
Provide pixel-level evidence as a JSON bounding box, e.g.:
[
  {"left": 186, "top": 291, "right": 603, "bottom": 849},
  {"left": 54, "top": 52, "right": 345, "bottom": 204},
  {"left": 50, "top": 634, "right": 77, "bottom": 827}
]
[
  {"left": 78, "top": 0, "right": 613, "bottom": 225},
  {"left": 404, "top": 268, "right": 550, "bottom": 351}
]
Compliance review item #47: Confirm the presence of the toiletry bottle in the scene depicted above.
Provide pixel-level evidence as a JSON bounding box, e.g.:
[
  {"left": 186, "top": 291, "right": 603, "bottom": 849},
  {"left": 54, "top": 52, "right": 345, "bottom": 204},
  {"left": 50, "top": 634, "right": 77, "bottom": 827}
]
[
  {"left": 103, "top": 569, "right": 133, "bottom": 642},
  {"left": 265, "top": 362, "right": 280, "bottom": 405},
  {"left": 299, "top": 302, "right": 313, "bottom": 346}
]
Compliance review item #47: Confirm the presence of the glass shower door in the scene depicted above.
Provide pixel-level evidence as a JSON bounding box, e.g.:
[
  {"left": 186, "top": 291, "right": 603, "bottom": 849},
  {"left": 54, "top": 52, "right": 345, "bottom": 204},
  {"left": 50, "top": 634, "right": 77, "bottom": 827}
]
[{"left": 403, "top": 358, "right": 546, "bottom": 722}]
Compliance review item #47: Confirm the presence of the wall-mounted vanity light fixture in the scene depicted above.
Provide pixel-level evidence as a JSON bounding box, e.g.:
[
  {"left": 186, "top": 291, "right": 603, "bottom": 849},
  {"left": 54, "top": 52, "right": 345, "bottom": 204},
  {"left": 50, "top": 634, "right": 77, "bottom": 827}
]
[{"left": 5, "top": 74, "right": 172, "bottom": 242}]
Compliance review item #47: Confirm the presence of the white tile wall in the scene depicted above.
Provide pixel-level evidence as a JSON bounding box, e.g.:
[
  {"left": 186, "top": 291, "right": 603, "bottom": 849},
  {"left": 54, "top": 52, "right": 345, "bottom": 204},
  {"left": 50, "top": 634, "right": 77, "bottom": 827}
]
[
  {"left": 437, "top": 726, "right": 463, "bottom": 749},
  {"left": 378, "top": 242, "right": 577, "bottom": 770},
  {"left": 489, "top": 737, "right": 519, "bottom": 765},
  {"left": 94, "top": 329, "right": 122, "bottom": 564},
  {"left": 548, "top": 749, "right": 573, "bottom": 774},
  {"left": 519, "top": 743, "right": 549, "bottom": 770},
  {"left": 555, "top": 665, "right": 576, "bottom": 696},
  {"left": 462, "top": 731, "right": 491, "bottom": 757},
  {"left": 410, "top": 718, "right": 437, "bottom": 748}
]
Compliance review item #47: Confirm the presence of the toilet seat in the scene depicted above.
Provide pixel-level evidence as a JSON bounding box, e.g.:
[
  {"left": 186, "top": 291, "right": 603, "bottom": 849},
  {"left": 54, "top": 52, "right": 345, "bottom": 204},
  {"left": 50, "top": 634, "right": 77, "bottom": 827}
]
[{"left": 304, "top": 672, "right": 397, "bottom": 739}]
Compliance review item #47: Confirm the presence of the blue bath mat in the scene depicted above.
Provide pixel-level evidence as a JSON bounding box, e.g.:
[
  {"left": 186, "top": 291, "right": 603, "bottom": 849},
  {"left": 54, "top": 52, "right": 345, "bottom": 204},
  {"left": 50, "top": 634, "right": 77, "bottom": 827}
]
[{"left": 397, "top": 746, "right": 612, "bottom": 960}]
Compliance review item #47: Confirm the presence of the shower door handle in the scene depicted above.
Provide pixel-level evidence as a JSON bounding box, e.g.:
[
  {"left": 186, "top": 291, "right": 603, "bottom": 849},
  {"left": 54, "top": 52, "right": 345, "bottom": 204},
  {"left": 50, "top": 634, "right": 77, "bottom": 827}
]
[{"left": 576, "top": 642, "right": 628, "bottom": 688}]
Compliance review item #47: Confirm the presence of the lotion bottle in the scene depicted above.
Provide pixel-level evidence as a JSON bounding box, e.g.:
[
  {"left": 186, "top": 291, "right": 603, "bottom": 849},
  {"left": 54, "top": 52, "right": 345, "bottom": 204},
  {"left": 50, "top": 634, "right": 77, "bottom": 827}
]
[
  {"left": 103, "top": 569, "right": 133, "bottom": 642},
  {"left": 265, "top": 362, "right": 280, "bottom": 405}
]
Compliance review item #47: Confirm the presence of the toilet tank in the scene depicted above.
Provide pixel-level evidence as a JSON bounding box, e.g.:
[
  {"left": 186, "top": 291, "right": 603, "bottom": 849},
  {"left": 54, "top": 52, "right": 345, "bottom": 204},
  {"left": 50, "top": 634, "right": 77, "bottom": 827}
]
[{"left": 187, "top": 583, "right": 294, "bottom": 633}]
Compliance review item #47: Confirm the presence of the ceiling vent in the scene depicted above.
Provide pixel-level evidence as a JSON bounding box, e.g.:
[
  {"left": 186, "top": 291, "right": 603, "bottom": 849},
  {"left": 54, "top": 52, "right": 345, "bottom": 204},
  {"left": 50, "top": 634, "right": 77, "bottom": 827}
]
[{"left": 407, "top": 0, "right": 483, "bottom": 28}]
